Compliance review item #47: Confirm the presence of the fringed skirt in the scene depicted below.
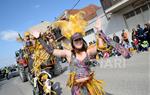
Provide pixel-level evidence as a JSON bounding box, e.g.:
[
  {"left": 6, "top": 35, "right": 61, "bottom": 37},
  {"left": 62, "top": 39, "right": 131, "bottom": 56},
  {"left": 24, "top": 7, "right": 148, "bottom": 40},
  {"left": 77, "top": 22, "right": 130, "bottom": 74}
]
[{"left": 67, "top": 72, "right": 105, "bottom": 95}]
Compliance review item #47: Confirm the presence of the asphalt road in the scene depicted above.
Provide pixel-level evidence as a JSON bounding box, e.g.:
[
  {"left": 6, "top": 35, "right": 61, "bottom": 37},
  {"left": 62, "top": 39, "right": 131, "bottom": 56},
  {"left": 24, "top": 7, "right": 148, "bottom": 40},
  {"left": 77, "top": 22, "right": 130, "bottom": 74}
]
[
  {"left": 0, "top": 52, "right": 149, "bottom": 95},
  {"left": 0, "top": 77, "right": 32, "bottom": 95}
]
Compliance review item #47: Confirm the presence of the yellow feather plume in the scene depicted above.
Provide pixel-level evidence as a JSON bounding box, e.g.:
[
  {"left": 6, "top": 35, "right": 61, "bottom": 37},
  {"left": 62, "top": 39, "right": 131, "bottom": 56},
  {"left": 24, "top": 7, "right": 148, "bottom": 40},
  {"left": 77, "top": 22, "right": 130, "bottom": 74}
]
[{"left": 52, "top": 11, "right": 87, "bottom": 39}]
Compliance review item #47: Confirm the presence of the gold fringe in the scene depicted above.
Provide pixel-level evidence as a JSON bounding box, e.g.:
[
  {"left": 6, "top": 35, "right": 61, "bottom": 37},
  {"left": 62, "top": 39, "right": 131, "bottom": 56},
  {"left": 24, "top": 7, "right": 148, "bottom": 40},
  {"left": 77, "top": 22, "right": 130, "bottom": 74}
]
[
  {"left": 67, "top": 72, "right": 105, "bottom": 95},
  {"left": 66, "top": 72, "right": 76, "bottom": 88}
]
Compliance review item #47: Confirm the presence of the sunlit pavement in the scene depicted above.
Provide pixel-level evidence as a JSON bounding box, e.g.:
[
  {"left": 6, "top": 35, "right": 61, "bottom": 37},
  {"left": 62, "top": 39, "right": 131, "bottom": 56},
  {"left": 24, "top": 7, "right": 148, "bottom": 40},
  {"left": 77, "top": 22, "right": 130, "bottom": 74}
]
[{"left": 0, "top": 52, "right": 149, "bottom": 95}]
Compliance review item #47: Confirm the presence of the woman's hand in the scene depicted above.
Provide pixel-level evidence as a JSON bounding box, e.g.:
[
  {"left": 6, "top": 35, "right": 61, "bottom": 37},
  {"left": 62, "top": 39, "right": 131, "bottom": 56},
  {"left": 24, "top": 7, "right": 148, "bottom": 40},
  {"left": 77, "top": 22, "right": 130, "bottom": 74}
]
[
  {"left": 75, "top": 73, "right": 94, "bottom": 85},
  {"left": 30, "top": 30, "right": 40, "bottom": 38},
  {"left": 75, "top": 77, "right": 90, "bottom": 83}
]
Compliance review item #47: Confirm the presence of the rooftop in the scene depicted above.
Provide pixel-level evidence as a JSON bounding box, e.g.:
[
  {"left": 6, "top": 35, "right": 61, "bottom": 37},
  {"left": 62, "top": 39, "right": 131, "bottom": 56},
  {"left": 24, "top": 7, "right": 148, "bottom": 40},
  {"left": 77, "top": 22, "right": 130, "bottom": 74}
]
[{"left": 59, "top": 4, "right": 101, "bottom": 21}]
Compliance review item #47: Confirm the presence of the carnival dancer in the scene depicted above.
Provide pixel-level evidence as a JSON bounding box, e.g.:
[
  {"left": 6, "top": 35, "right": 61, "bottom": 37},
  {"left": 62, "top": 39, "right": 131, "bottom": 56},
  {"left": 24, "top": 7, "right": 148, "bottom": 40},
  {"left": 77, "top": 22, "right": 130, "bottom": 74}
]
[{"left": 30, "top": 12, "right": 105, "bottom": 95}]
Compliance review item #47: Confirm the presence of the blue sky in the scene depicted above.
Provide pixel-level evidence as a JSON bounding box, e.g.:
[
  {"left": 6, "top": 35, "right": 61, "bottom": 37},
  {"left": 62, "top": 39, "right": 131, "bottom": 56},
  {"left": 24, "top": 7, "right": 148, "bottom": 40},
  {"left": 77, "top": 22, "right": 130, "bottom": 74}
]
[{"left": 0, "top": 0, "right": 101, "bottom": 67}]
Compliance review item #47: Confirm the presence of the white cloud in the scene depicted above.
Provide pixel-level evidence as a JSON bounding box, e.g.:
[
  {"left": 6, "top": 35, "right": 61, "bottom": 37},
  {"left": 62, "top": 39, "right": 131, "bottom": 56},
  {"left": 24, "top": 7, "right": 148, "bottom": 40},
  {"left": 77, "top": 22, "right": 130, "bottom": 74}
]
[
  {"left": 0, "top": 30, "right": 18, "bottom": 41},
  {"left": 34, "top": 4, "right": 40, "bottom": 8}
]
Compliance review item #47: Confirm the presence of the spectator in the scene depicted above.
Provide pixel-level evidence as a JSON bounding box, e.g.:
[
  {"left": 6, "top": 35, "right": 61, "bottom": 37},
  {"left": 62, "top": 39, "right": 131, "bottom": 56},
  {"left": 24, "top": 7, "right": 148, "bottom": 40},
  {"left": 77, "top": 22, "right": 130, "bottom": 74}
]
[
  {"left": 141, "top": 40, "right": 149, "bottom": 51},
  {"left": 144, "top": 23, "right": 150, "bottom": 46},
  {"left": 132, "top": 28, "right": 138, "bottom": 41},
  {"left": 131, "top": 28, "right": 139, "bottom": 50},
  {"left": 113, "top": 33, "right": 120, "bottom": 43},
  {"left": 137, "top": 24, "right": 144, "bottom": 40},
  {"left": 121, "top": 29, "right": 129, "bottom": 45}
]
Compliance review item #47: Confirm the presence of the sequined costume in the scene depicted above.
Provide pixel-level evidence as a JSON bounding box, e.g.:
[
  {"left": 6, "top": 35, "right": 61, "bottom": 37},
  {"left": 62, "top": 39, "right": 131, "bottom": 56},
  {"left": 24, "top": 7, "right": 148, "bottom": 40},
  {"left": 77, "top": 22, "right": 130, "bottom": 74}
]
[{"left": 67, "top": 53, "right": 105, "bottom": 95}]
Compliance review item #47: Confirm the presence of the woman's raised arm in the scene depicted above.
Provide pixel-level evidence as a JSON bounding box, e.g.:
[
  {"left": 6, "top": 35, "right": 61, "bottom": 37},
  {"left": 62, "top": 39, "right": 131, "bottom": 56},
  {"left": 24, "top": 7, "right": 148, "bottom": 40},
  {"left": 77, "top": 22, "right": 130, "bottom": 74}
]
[
  {"left": 30, "top": 30, "right": 71, "bottom": 61},
  {"left": 38, "top": 37, "right": 70, "bottom": 58}
]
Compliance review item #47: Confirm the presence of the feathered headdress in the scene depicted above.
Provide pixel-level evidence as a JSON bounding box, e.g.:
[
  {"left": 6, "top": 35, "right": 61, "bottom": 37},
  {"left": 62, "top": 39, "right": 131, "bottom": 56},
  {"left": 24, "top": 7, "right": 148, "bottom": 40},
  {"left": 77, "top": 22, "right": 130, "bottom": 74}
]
[{"left": 52, "top": 11, "right": 87, "bottom": 39}]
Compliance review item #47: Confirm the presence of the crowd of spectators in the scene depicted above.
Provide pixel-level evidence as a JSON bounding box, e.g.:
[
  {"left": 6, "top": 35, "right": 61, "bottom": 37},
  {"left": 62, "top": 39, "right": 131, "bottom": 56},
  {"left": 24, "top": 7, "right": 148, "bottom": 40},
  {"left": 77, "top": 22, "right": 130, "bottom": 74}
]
[{"left": 113, "top": 23, "right": 150, "bottom": 52}]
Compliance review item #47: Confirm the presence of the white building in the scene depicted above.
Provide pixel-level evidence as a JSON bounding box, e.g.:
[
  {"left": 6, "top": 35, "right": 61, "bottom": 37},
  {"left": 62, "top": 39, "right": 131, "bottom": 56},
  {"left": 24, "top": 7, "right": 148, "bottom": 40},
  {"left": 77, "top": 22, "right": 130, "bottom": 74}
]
[{"left": 85, "top": 0, "right": 150, "bottom": 43}]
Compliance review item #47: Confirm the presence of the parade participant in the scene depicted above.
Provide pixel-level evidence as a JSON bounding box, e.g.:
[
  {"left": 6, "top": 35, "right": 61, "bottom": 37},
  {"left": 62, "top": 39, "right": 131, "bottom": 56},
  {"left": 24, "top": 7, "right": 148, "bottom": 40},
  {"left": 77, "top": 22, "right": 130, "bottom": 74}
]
[
  {"left": 40, "top": 31, "right": 58, "bottom": 77},
  {"left": 24, "top": 32, "right": 32, "bottom": 46},
  {"left": 96, "top": 33, "right": 111, "bottom": 58},
  {"left": 24, "top": 32, "right": 35, "bottom": 80},
  {"left": 33, "top": 71, "right": 56, "bottom": 95},
  {"left": 4, "top": 67, "right": 9, "bottom": 80},
  {"left": 30, "top": 12, "right": 105, "bottom": 95},
  {"left": 31, "top": 24, "right": 62, "bottom": 78}
]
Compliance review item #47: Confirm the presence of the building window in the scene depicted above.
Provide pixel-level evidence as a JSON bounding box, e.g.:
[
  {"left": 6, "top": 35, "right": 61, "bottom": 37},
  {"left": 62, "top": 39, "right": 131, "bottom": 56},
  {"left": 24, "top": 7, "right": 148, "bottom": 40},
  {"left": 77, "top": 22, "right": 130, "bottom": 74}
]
[
  {"left": 124, "top": 13, "right": 130, "bottom": 19},
  {"left": 135, "top": 8, "right": 141, "bottom": 14},
  {"left": 141, "top": 5, "right": 149, "bottom": 12},
  {"left": 124, "top": 2, "right": 150, "bottom": 19},
  {"left": 85, "top": 28, "right": 94, "bottom": 36},
  {"left": 124, "top": 11, "right": 135, "bottom": 19},
  {"left": 128, "top": 11, "right": 135, "bottom": 17}
]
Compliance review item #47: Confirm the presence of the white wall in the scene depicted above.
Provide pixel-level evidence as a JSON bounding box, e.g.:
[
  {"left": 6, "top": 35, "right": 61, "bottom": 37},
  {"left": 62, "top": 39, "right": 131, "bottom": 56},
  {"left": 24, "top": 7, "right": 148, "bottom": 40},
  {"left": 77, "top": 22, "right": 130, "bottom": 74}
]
[
  {"left": 143, "top": 8, "right": 150, "bottom": 23},
  {"left": 84, "top": 17, "right": 98, "bottom": 45}
]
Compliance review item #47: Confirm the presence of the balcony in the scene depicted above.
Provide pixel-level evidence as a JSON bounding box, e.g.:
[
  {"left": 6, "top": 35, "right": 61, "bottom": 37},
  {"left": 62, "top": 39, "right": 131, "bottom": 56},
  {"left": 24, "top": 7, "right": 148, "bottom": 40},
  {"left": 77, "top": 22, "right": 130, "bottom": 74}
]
[{"left": 101, "top": 0, "right": 138, "bottom": 13}]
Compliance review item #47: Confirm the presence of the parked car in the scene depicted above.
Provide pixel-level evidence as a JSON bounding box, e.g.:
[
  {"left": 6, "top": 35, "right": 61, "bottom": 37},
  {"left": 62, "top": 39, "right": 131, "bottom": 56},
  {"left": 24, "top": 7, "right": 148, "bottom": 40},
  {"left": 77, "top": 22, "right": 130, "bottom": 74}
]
[{"left": 8, "top": 67, "right": 19, "bottom": 79}]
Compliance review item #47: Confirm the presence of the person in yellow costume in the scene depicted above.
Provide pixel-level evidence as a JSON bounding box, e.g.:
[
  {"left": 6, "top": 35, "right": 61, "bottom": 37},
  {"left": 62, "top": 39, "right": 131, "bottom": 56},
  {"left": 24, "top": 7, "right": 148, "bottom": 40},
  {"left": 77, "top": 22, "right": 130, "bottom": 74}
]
[
  {"left": 96, "top": 33, "right": 112, "bottom": 59},
  {"left": 30, "top": 11, "right": 105, "bottom": 95}
]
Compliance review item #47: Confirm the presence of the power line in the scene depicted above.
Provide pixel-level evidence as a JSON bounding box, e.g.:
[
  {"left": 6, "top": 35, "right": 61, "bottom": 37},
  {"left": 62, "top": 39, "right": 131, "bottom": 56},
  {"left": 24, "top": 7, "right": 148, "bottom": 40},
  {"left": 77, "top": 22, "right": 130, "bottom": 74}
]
[
  {"left": 70, "top": 0, "right": 81, "bottom": 10},
  {"left": 55, "top": 0, "right": 81, "bottom": 20}
]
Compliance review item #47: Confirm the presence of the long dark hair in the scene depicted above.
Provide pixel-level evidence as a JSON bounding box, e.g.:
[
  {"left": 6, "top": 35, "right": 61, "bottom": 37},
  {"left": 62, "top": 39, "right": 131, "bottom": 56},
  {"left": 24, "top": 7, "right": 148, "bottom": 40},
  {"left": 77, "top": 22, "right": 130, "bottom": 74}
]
[{"left": 71, "top": 38, "right": 87, "bottom": 54}]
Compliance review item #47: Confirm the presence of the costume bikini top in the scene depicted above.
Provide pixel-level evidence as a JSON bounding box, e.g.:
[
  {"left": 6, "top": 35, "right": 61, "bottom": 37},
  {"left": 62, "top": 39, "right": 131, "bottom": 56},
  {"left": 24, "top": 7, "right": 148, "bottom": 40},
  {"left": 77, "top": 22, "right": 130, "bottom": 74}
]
[{"left": 69, "top": 52, "right": 91, "bottom": 79}]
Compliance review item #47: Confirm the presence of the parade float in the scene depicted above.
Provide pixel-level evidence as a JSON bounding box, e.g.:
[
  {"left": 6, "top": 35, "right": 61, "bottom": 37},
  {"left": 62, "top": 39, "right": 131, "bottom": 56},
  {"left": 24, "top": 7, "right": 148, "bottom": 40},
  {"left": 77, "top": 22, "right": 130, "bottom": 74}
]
[{"left": 16, "top": 21, "right": 63, "bottom": 95}]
